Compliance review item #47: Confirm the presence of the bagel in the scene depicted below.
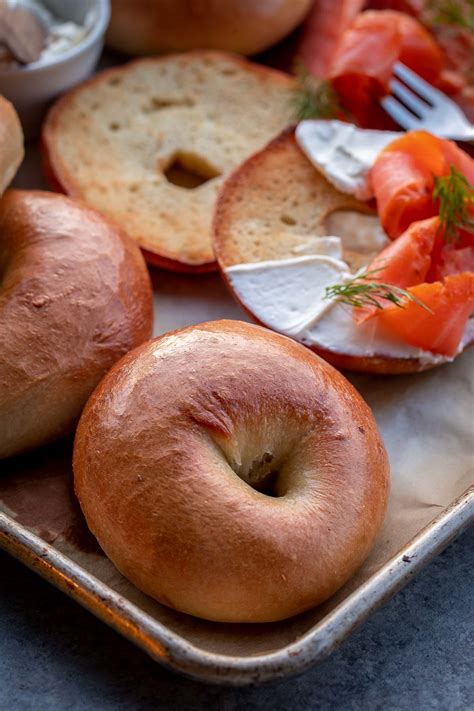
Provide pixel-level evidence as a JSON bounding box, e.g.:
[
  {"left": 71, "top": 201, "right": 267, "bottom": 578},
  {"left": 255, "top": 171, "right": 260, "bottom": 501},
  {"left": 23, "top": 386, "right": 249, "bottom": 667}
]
[
  {"left": 213, "top": 129, "right": 474, "bottom": 374},
  {"left": 0, "top": 96, "right": 24, "bottom": 195},
  {"left": 106, "top": 0, "right": 313, "bottom": 56},
  {"left": 41, "top": 52, "right": 296, "bottom": 272},
  {"left": 0, "top": 190, "right": 153, "bottom": 459},
  {"left": 73, "top": 320, "right": 389, "bottom": 623}
]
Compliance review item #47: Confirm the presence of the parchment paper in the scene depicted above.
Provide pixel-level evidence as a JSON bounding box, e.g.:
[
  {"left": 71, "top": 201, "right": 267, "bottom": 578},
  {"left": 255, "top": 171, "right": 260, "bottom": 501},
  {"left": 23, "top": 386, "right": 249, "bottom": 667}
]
[{"left": 0, "top": 136, "right": 472, "bottom": 659}]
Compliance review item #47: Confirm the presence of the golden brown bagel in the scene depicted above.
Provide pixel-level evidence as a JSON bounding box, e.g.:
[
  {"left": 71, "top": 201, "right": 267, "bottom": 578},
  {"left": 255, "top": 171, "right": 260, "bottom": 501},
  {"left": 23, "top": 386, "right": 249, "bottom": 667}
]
[
  {"left": 0, "top": 96, "right": 24, "bottom": 195},
  {"left": 0, "top": 190, "right": 153, "bottom": 459},
  {"left": 106, "top": 0, "right": 312, "bottom": 56},
  {"left": 73, "top": 320, "right": 389, "bottom": 623},
  {"left": 213, "top": 129, "right": 474, "bottom": 374}
]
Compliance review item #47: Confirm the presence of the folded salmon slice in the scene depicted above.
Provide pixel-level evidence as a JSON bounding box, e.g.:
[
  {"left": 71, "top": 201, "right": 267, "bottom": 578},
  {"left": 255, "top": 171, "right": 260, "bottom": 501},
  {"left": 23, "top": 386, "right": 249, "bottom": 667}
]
[
  {"left": 297, "top": 0, "right": 366, "bottom": 79},
  {"left": 370, "top": 131, "right": 474, "bottom": 239},
  {"left": 329, "top": 10, "right": 444, "bottom": 126},
  {"left": 377, "top": 272, "right": 474, "bottom": 356},
  {"left": 353, "top": 217, "right": 438, "bottom": 323}
]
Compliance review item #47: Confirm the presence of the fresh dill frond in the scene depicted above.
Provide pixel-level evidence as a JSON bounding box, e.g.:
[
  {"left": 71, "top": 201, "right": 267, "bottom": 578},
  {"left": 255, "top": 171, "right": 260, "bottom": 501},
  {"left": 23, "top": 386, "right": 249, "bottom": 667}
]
[
  {"left": 429, "top": 0, "right": 474, "bottom": 32},
  {"left": 324, "top": 267, "right": 433, "bottom": 313},
  {"left": 433, "top": 165, "right": 474, "bottom": 244},
  {"left": 290, "top": 65, "right": 347, "bottom": 122}
]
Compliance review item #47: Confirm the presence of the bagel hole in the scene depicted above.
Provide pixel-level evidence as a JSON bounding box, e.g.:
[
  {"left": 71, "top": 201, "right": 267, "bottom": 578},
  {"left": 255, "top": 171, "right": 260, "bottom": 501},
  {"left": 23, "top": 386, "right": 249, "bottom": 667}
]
[
  {"left": 252, "top": 469, "right": 281, "bottom": 498},
  {"left": 163, "top": 151, "right": 221, "bottom": 189},
  {"left": 324, "top": 210, "right": 389, "bottom": 271},
  {"left": 243, "top": 452, "right": 283, "bottom": 498}
]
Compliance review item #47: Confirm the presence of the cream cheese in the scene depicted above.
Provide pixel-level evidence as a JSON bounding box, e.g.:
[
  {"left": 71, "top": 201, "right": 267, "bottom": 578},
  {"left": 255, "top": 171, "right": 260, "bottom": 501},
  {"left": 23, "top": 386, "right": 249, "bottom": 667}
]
[
  {"left": 8, "top": 0, "right": 95, "bottom": 64},
  {"left": 224, "top": 123, "right": 468, "bottom": 365},
  {"left": 295, "top": 120, "right": 400, "bottom": 201},
  {"left": 226, "top": 253, "right": 351, "bottom": 337},
  {"left": 225, "top": 255, "right": 455, "bottom": 365}
]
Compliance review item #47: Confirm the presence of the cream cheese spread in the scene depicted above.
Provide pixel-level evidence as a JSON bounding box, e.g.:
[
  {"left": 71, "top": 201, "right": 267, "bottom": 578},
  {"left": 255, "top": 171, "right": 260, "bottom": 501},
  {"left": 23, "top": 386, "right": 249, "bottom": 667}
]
[
  {"left": 224, "top": 122, "right": 468, "bottom": 365},
  {"left": 225, "top": 254, "right": 455, "bottom": 365},
  {"left": 295, "top": 120, "right": 401, "bottom": 201},
  {"left": 226, "top": 253, "right": 351, "bottom": 337}
]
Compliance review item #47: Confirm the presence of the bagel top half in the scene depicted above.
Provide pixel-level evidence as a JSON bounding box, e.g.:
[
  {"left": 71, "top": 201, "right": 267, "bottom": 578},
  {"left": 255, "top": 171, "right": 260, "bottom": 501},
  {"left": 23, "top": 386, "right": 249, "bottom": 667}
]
[
  {"left": 42, "top": 51, "right": 295, "bottom": 272},
  {"left": 0, "top": 190, "right": 153, "bottom": 459},
  {"left": 73, "top": 319, "right": 389, "bottom": 623}
]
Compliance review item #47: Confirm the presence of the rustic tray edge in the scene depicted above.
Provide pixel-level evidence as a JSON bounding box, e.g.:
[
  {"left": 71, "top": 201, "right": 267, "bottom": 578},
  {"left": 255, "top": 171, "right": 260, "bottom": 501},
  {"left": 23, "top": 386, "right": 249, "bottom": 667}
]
[{"left": 1, "top": 486, "right": 472, "bottom": 686}]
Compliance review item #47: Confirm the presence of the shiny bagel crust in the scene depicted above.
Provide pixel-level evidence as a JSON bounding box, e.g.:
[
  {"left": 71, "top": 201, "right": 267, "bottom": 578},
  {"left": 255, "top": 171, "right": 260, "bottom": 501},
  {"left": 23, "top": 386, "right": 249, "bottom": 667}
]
[
  {"left": 0, "top": 190, "right": 153, "bottom": 459},
  {"left": 73, "top": 320, "right": 389, "bottom": 623},
  {"left": 106, "top": 0, "right": 312, "bottom": 56}
]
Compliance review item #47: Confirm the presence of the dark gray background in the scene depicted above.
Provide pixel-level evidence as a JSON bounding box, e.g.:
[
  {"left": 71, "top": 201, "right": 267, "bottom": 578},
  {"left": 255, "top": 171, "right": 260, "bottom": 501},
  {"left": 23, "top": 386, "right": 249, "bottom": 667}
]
[{"left": 1, "top": 526, "right": 472, "bottom": 711}]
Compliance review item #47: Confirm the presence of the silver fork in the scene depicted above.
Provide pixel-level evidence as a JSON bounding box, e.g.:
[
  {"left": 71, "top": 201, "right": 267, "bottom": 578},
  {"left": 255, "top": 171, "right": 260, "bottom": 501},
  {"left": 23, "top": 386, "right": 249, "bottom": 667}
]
[{"left": 381, "top": 62, "right": 474, "bottom": 142}]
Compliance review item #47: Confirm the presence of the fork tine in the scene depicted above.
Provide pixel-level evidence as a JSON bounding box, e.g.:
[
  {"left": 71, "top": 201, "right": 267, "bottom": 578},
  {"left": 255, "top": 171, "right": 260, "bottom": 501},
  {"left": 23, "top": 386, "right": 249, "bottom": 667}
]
[
  {"left": 392, "top": 62, "right": 441, "bottom": 104},
  {"left": 390, "top": 79, "right": 430, "bottom": 117},
  {"left": 380, "top": 96, "right": 419, "bottom": 129}
]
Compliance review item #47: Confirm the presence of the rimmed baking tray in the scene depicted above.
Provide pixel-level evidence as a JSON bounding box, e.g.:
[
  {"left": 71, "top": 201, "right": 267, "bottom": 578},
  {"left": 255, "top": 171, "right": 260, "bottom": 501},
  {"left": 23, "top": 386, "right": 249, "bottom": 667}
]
[
  {"left": 1, "top": 134, "right": 473, "bottom": 687},
  {"left": 1, "top": 487, "right": 472, "bottom": 684}
]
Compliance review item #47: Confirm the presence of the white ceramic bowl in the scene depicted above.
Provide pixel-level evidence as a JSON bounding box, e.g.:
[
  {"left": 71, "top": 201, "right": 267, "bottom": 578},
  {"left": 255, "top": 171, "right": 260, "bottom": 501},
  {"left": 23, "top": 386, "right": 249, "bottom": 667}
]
[{"left": 0, "top": 0, "right": 110, "bottom": 138}]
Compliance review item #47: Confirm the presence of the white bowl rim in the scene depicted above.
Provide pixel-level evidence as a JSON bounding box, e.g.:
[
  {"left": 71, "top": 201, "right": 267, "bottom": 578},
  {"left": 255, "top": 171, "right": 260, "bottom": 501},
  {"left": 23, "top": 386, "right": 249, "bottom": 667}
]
[{"left": 0, "top": 0, "right": 110, "bottom": 75}]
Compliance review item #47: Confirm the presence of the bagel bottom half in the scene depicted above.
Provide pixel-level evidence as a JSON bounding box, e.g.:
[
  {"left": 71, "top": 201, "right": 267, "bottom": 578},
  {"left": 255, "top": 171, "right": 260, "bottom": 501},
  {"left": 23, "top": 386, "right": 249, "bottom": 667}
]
[{"left": 73, "top": 320, "right": 389, "bottom": 623}]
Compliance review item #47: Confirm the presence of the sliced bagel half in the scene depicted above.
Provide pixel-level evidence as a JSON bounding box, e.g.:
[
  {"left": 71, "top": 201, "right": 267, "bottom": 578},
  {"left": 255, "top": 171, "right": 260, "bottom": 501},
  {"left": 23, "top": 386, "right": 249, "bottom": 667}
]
[
  {"left": 42, "top": 52, "right": 295, "bottom": 272},
  {"left": 214, "top": 128, "right": 474, "bottom": 374}
]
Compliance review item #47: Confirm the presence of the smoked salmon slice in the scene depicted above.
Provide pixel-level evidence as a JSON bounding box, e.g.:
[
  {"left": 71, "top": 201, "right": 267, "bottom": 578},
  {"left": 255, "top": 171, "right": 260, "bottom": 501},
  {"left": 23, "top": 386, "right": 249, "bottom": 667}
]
[
  {"left": 353, "top": 217, "right": 438, "bottom": 323},
  {"left": 329, "top": 10, "right": 444, "bottom": 126},
  {"left": 377, "top": 272, "right": 474, "bottom": 356},
  {"left": 369, "top": 131, "right": 474, "bottom": 239},
  {"left": 297, "top": 0, "right": 366, "bottom": 79}
]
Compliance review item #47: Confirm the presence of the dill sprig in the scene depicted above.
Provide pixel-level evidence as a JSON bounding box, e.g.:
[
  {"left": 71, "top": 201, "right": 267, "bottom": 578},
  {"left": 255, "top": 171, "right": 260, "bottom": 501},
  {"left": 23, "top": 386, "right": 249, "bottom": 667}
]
[
  {"left": 433, "top": 165, "right": 474, "bottom": 244},
  {"left": 428, "top": 0, "right": 474, "bottom": 32},
  {"left": 324, "top": 267, "right": 433, "bottom": 313},
  {"left": 290, "top": 65, "right": 347, "bottom": 122}
]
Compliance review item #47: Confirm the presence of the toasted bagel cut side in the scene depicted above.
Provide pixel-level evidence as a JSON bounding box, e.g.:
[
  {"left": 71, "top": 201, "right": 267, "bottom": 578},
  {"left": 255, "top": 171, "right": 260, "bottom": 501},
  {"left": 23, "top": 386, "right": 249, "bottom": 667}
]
[
  {"left": 214, "top": 130, "right": 474, "bottom": 374},
  {"left": 42, "top": 52, "right": 295, "bottom": 272}
]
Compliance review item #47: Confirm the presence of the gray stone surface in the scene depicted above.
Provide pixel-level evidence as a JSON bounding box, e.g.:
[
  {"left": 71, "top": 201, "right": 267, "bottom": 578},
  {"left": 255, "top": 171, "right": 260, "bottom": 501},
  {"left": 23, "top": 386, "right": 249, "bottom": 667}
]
[{"left": 1, "top": 527, "right": 473, "bottom": 711}]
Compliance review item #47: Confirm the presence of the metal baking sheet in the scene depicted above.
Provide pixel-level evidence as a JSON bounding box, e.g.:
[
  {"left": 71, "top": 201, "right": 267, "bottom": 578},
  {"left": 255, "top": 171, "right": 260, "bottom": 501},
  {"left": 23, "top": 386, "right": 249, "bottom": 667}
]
[{"left": 1, "top": 136, "right": 473, "bottom": 686}]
